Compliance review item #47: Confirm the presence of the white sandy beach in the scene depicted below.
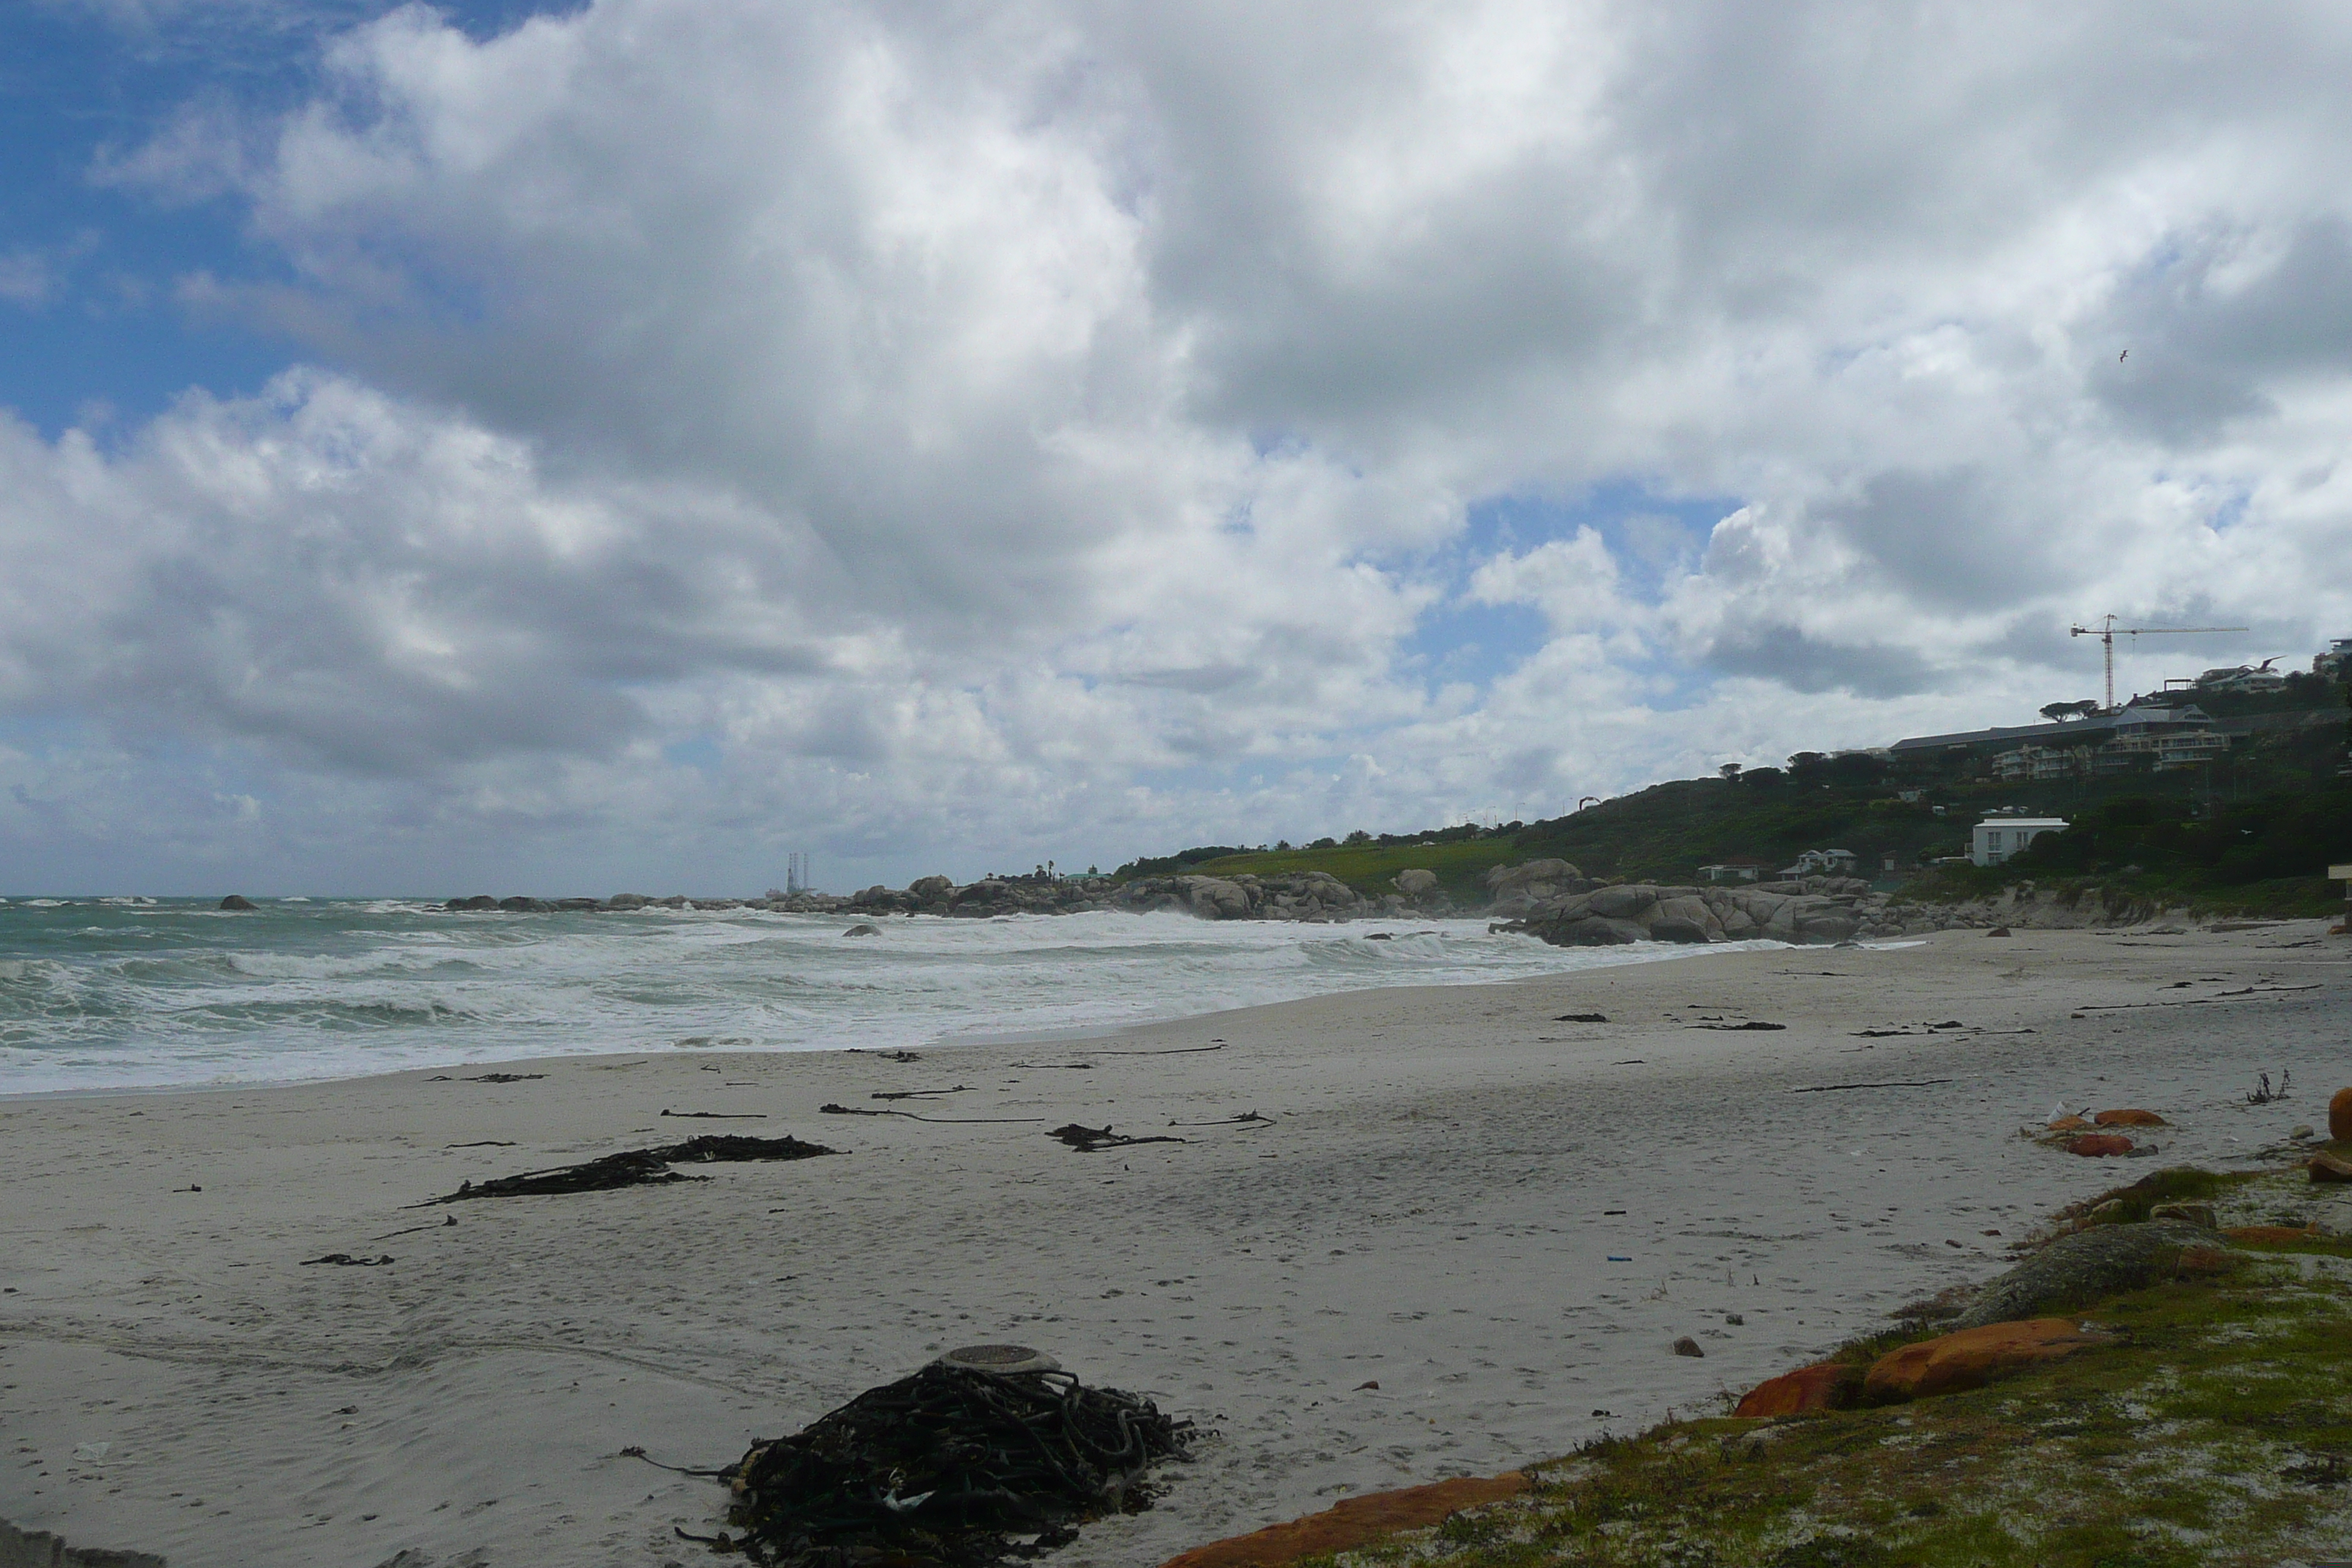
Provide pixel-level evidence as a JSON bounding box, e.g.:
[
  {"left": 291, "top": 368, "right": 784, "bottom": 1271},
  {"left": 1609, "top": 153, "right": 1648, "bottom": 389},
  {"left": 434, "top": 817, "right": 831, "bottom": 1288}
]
[{"left": 2, "top": 923, "right": 2346, "bottom": 1568}]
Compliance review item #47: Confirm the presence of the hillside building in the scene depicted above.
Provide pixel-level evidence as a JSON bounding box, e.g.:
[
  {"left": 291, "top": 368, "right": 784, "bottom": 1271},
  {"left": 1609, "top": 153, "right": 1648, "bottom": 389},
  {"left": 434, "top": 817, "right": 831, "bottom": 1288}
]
[
  {"left": 1970, "top": 816, "right": 2067, "bottom": 867},
  {"left": 1779, "top": 848, "right": 1858, "bottom": 877}
]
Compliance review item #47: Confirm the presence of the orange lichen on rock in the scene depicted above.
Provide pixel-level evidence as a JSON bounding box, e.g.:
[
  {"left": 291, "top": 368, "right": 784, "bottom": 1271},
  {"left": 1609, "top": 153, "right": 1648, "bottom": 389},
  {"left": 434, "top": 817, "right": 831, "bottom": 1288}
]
[
  {"left": 2174, "top": 1245, "right": 2236, "bottom": 1277},
  {"left": 1863, "top": 1319, "right": 2100, "bottom": 1403},
  {"left": 2223, "top": 1224, "right": 2318, "bottom": 1244},
  {"left": 2092, "top": 1109, "right": 2166, "bottom": 1127},
  {"left": 2331, "top": 1085, "right": 2352, "bottom": 1143},
  {"left": 1733, "top": 1361, "right": 1865, "bottom": 1418},
  {"left": 2062, "top": 1133, "right": 2136, "bottom": 1157},
  {"left": 2046, "top": 1115, "right": 2092, "bottom": 1132},
  {"left": 1156, "top": 1473, "right": 1529, "bottom": 1568},
  {"left": 2310, "top": 1151, "right": 2352, "bottom": 1184}
]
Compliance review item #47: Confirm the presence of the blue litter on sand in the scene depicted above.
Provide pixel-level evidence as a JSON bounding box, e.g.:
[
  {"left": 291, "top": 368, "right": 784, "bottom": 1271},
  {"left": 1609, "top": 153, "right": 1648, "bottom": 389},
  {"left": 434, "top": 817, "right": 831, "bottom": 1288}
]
[{"left": 1607, "top": 1255, "right": 1632, "bottom": 1262}]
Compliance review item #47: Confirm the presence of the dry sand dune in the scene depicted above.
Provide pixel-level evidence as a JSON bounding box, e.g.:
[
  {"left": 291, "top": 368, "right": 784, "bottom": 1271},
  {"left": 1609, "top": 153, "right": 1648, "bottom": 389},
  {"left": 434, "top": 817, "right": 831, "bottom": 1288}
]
[{"left": 1, "top": 923, "right": 2345, "bottom": 1567}]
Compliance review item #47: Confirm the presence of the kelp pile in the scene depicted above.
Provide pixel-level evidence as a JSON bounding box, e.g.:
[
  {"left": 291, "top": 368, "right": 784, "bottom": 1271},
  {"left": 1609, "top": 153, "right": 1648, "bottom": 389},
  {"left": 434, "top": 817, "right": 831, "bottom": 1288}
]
[
  {"left": 427, "top": 1133, "right": 837, "bottom": 1202},
  {"left": 712, "top": 1362, "right": 1194, "bottom": 1567}
]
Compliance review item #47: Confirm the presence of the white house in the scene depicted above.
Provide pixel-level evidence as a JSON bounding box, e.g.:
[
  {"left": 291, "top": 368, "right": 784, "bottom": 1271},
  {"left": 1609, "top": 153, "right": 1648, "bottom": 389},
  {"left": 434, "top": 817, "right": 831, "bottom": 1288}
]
[
  {"left": 1970, "top": 817, "right": 2068, "bottom": 867},
  {"left": 1778, "top": 848, "right": 1859, "bottom": 877}
]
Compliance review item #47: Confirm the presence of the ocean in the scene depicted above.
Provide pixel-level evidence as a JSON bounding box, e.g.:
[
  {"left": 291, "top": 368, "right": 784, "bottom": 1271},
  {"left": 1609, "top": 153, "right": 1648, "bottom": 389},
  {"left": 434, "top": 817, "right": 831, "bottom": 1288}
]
[{"left": 0, "top": 897, "right": 1753, "bottom": 1096}]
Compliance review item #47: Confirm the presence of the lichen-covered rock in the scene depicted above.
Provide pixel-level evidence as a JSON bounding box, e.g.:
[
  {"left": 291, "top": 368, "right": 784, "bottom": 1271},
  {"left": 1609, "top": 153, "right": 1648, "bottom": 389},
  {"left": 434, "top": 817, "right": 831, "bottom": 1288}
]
[
  {"left": 2312, "top": 1152, "right": 2352, "bottom": 1184},
  {"left": 1863, "top": 1319, "right": 2099, "bottom": 1402},
  {"left": 2063, "top": 1133, "right": 2136, "bottom": 1157},
  {"left": 1156, "top": 1473, "right": 1528, "bottom": 1568},
  {"left": 1950, "top": 1220, "right": 2214, "bottom": 1329},
  {"left": 1734, "top": 1361, "right": 1864, "bottom": 1418},
  {"left": 2093, "top": 1109, "right": 2167, "bottom": 1127},
  {"left": 2331, "top": 1085, "right": 2352, "bottom": 1143}
]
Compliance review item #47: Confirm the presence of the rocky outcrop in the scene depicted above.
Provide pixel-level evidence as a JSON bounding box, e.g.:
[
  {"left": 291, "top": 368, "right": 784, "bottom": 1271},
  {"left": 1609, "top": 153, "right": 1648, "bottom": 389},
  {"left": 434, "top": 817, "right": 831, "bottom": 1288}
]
[
  {"left": 1862, "top": 1319, "right": 2100, "bottom": 1403},
  {"left": 1733, "top": 1360, "right": 1863, "bottom": 1418},
  {"left": 1499, "top": 877, "right": 1907, "bottom": 947},
  {"left": 1884, "top": 882, "right": 2195, "bottom": 934},
  {"left": 1949, "top": 1220, "right": 2214, "bottom": 1330},
  {"left": 217, "top": 894, "right": 256, "bottom": 911},
  {"left": 1484, "top": 859, "right": 1588, "bottom": 919},
  {"left": 1107, "top": 871, "right": 1372, "bottom": 921}
]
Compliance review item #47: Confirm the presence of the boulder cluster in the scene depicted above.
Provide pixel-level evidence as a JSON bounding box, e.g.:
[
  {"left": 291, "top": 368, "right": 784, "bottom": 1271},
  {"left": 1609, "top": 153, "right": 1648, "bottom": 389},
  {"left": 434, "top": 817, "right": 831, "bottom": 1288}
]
[
  {"left": 423, "top": 858, "right": 1980, "bottom": 945},
  {"left": 1493, "top": 865, "right": 1908, "bottom": 947},
  {"left": 1106, "top": 871, "right": 1386, "bottom": 921}
]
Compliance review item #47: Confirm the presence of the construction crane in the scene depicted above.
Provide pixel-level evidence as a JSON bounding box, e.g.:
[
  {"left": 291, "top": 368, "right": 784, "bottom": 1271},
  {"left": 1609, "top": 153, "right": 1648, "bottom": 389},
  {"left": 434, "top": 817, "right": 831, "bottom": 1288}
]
[{"left": 2068, "top": 614, "right": 2249, "bottom": 712}]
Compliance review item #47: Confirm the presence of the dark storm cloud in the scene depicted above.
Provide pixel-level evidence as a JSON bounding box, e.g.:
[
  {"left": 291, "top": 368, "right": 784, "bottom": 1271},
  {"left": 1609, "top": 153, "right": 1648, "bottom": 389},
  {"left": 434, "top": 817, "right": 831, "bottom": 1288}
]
[
  {"left": 1819, "top": 467, "right": 2060, "bottom": 614},
  {"left": 1706, "top": 622, "right": 1943, "bottom": 699}
]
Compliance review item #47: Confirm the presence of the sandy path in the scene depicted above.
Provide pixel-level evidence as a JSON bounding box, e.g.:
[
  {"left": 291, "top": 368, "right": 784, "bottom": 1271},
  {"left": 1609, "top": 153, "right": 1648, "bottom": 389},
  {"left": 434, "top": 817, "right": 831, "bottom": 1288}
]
[{"left": 1, "top": 923, "right": 2345, "bottom": 1568}]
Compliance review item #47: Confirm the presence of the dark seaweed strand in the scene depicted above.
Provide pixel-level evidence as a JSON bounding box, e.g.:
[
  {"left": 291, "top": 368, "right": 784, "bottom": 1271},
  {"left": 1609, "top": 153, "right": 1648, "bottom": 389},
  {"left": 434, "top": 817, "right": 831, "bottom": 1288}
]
[{"left": 423, "top": 1134, "right": 837, "bottom": 1204}]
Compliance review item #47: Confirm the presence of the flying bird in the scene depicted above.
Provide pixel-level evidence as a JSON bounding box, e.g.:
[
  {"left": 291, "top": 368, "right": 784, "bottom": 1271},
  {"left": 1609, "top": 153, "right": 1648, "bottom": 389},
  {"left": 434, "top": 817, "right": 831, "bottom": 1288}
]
[{"left": 2119, "top": 348, "right": 2128, "bottom": 361}]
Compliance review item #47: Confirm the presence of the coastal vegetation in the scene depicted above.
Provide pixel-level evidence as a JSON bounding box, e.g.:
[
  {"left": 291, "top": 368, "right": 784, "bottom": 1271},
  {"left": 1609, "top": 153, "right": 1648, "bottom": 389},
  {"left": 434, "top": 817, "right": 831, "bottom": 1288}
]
[
  {"left": 1117, "top": 684, "right": 2352, "bottom": 917},
  {"left": 1283, "top": 1163, "right": 2352, "bottom": 1568}
]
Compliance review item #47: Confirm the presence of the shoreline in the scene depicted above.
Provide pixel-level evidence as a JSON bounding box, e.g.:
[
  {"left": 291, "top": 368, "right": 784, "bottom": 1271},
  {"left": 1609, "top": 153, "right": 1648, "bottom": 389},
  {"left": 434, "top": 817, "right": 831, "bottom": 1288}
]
[
  {"left": 0, "top": 913, "right": 1791, "bottom": 1102},
  {"left": 0, "top": 931, "right": 1785, "bottom": 1104},
  {"left": 1, "top": 924, "right": 2344, "bottom": 1568}
]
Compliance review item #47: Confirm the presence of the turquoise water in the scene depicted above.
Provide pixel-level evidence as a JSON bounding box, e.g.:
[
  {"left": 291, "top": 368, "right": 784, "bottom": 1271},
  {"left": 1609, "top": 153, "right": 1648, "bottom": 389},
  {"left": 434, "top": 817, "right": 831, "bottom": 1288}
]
[{"left": 0, "top": 897, "right": 1735, "bottom": 1094}]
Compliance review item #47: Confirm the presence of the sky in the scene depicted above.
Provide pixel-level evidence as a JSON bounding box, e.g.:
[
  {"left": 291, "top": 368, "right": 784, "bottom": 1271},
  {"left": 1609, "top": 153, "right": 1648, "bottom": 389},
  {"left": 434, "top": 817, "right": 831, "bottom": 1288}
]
[{"left": 3, "top": 0, "right": 2350, "bottom": 895}]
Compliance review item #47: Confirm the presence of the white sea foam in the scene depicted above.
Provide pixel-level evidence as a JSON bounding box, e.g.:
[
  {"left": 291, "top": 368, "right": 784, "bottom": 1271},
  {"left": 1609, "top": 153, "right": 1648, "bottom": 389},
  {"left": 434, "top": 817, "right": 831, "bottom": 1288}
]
[{"left": 0, "top": 900, "right": 1769, "bottom": 1095}]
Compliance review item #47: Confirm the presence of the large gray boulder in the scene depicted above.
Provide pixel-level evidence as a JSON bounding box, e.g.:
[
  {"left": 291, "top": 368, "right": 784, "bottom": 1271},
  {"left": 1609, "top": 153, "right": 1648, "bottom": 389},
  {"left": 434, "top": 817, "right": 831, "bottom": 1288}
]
[
  {"left": 1184, "top": 877, "right": 1253, "bottom": 919},
  {"left": 1795, "top": 908, "right": 1860, "bottom": 944},
  {"left": 1548, "top": 914, "right": 1649, "bottom": 946},
  {"left": 1393, "top": 868, "right": 1439, "bottom": 898},
  {"left": 1653, "top": 894, "right": 1721, "bottom": 940},
  {"left": 1588, "top": 884, "right": 1659, "bottom": 921},
  {"left": 1484, "top": 859, "right": 1588, "bottom": 917},
  {"left": 1951, "top": 1221, "right": 2215, "bottom": 1329}
]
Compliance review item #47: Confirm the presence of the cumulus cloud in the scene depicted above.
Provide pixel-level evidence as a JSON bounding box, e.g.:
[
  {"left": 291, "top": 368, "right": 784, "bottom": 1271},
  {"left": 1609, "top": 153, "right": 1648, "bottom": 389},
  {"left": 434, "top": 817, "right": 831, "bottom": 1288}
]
[{"left": 7, "top": 0, "right": 2352, "bottom": 888}]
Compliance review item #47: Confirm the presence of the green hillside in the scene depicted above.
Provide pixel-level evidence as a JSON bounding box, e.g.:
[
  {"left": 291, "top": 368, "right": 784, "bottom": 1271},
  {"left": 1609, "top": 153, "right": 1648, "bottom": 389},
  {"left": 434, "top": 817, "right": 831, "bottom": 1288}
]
[{"left": 1112, "top": 690, "right": 2352, "bottom": 913}]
